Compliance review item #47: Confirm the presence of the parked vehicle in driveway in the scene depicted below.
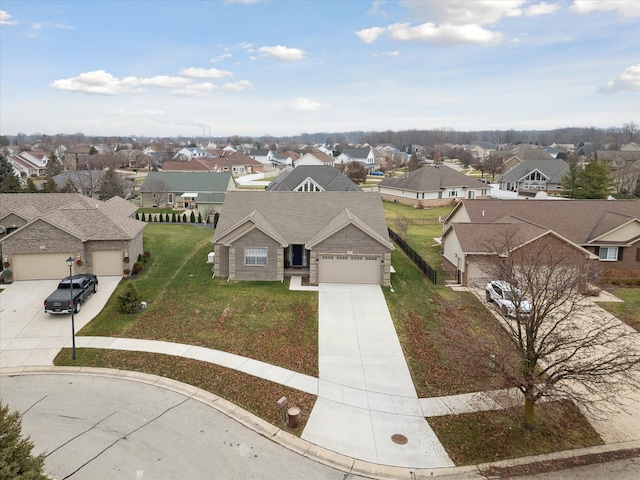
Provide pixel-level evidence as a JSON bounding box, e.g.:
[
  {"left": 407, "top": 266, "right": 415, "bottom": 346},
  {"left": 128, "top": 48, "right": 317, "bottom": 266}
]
[
  {"left": 485, "top": 280, "right": 532, "bottom": 318},
  {"left": 44, "top": 274, "right": 98, "bottom": 314}
]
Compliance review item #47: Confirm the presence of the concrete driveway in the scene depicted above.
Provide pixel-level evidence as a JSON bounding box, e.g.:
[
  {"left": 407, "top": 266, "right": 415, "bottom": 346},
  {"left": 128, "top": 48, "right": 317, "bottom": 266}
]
[{"left": 0, "top": 277, "right": 121, "bottom": 367}]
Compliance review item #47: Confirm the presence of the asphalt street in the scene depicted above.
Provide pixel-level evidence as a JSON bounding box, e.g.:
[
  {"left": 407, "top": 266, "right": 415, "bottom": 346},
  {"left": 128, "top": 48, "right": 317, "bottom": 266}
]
[{"left": 0, "top": 373, "right": 371, "bottom": 480}]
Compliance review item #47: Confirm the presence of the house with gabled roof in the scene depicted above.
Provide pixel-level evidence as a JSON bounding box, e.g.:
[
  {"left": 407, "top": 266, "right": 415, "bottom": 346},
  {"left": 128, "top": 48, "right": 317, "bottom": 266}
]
[
  {"left": 212, "top": 191, "right": 393, "bottom": 285},
  {"left": 497, "top": 158, "right": 570, "bottom": 193},
  {"left": 294, "top": 151, "right": 335, "bottom": 167},
  {"left": 0, "top": 193, "right": 144, "bottom": 280},
  {"left": 139, "top": 171, "right": 236, "bottom": 212},
  {"left": 266, "top": 166, "right": 361, "bottom": 192},
  {"left": 7, "top": 150, "right": 49, "bottom": 177},
  {"left": 335, "top": 148, "right": 376, "bottom": 172},
  {"left": 441, "top": 199, "right": 640, "bottom": 285},
  {"left": 377, "top": 165, "right": 490, "bottom": 207}
]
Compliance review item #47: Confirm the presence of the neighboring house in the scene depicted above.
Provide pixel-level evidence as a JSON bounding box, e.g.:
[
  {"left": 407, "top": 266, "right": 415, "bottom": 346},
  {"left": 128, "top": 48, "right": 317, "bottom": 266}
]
[
  {"left": 0, "top": 193, "right": 144, "bottom": 280},
  {"left": 163, "top": 152, "right": 263, "bottom": 175},
  {"left": 53, "top": 170, "right": 105, "bottom": 197},
  {"left": 7, "top": 150, "right": 49, "bottom": 177},
  {"left": 377, "top": 165, "right": 490, "bottom": 207},
  {"left": 139, "top": 171, "right": 236, "bottom": 213},
  {"left": 212, "top": 191, "right": 394, "bottom": 285},
  {"left": 266, "top": 166, "right": 361, "bottom": 192},
  {"left": 335, "top": 148, "right": 376, "bottom": 173},
  {"left": 116, "top": 149, "right": 151, "bottom": 169},
  {"left": 596, "top": 150, "right": 640, "bottom": 194},
  {"left": 172, "top": 147, "right": 214, "bottom": 161},
  {"left": 441, "top": 199, "right": 640, "bottom": 286},
  {"left": 497, "top": 159, "right": 569, "bottom": 193},
  {"left": 294, "top": 151, "right": 335, "bottom": 167}
]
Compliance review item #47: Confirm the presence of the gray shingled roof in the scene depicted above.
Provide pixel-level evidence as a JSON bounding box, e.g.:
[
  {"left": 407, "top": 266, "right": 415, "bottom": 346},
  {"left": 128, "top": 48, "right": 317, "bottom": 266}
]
[
  {"left": 497, "top": 159, "right": 569, "bottom": 183},
  {"left": 213, "top": 191, "right": 392, "bottom": 248},
  {"left": 140, "top": 171, "right": 235, "bottom": 204},
  {"left": 266, "top": 166, "right": 361, "bottom": 191},
  {"left": 378, "top": 165, "right": 481, "bottom": 192}
]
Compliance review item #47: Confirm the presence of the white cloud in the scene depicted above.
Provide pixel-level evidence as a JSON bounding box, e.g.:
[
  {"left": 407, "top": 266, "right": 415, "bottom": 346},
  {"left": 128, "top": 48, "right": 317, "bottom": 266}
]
[
  {"left": 358, "top": 1, "right": 530, "bottom": 45},
  {"left": 400, "top": 0, "right": 525, "bottom": 25},
  {"left": 0, "top": 10, "right": 18, "bottom": 25},
  {"left": 258, "top": 45, "right": 305, "bottom": 61},
  {"left": 50, "top": 70, "right": 192, "bottom": 95},
  {"left": 356, "top": 26, "right": 386, "bottom": 44},
  {"left": 181, "top": 67, "right": 232, "bottom": 79},
  {"left": 290, "top": 98, "right": 325, "bottom": 111},
  {"left": 598, "top": 64, "right": 640, "bottom": 93},
  {"left": 571, "top": 1, "right": 640, "bottom": 18},
  {"left": 210, "top": 53, "right": 233, "bottom": 63},
  {"left": 387, "top": 22, "right": 502, "bottom": 44},
  {"left": 220, "top": 80, "right": 253, "bottom": 91},
  {"left": 525, "top": 2, "right": 559, "bottom": 16},
  {"left": 368, "top": 0, "right": 389, "bottom": 18},
  {"left": 26, "top": 20, "right": 74, "bottom": 37}
]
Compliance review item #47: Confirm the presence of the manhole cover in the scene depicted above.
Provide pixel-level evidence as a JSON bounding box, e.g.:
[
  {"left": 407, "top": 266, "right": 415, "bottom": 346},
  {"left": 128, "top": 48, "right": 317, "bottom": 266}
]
[{"left": 391, "top": 434, "right": 408, "bottom": 445}]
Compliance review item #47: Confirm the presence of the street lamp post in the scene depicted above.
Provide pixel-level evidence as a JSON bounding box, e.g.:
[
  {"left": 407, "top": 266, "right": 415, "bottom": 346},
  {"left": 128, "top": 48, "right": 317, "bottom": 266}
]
[{"left": 66, "top": 257, "right": 76, "bottom": 360}]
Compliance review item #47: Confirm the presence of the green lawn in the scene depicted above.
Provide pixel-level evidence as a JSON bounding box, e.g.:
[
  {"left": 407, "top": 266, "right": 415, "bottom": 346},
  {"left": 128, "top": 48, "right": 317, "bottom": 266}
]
[
  {"left": 54, "top": 215, "right": 605, "bottom": 463},
  {"left": 599, "top": 287, "right": 640, "bottom": 331},
  {"left": 78, "top": 224, "right": 319, "bottom": 376}
]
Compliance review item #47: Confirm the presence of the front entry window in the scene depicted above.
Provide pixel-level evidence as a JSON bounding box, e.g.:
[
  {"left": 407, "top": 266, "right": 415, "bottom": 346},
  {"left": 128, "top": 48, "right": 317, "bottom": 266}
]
[{"left": 245, "top": 247, "right": 267, "bottom": 266}]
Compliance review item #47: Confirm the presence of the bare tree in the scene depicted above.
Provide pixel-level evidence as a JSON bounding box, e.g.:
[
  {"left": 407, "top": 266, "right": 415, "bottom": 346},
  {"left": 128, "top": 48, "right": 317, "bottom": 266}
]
[
  {"left": 343, "top": 160, "right": 367, "bottom": 184},
  {"left": 145, "top": 178, "right": 170, "bottom": 207},
  {"left": 446, "top": 231, "right": 640, "bottom": 429},
  {"left": 393, "top": 216, "right": 411, "bottom": 239}
]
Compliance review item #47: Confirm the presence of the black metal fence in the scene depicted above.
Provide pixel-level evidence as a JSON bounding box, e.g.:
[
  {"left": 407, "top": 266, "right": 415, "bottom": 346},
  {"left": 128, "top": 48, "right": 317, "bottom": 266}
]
[{"left": 388, "top": 228, "right": 438, "bottom": 284}]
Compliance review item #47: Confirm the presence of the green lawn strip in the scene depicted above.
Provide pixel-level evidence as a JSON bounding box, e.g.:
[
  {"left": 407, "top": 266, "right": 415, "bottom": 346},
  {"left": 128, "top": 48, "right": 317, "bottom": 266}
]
[
  {"left": 598, "top": 287, "right": 640, "bottom": 332},
  {"left": 53, "top": 348, "right": 315, "bottom": 436},
  {"left": 79, "top": 224, "right": 319, "bottom": 377},
  {"left": 385, "top": 249, "right": 508, "bottom": 397},
  {"left": 428, "top": 400, "right": 604, "bottom": 466}
]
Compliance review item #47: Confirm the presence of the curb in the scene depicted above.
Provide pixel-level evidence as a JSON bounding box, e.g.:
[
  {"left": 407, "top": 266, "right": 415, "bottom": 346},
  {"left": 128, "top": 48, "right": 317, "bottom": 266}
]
[{"left": 2, "top": 366, "right": 639, "bottom": 479}]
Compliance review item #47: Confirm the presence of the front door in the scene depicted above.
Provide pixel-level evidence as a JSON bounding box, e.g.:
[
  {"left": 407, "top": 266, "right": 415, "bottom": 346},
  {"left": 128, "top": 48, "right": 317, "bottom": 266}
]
[{"left": 292, "top": 245, "right": 304, "bottom": 266}]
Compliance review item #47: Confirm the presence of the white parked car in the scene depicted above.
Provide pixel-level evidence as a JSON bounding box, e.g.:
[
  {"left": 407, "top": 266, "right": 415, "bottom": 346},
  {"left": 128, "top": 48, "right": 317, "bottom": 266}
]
[{"left": 485, "top": 280, "right": 532, "bottom": 318}]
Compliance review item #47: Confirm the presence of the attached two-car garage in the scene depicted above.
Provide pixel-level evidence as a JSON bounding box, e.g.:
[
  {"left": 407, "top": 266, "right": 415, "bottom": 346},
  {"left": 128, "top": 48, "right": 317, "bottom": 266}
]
[
  {"left": 318, "top": 254, "right": 381, "bottom": 284},
  {"left": 12, "top": 253, "right": 72, "bottom": 281}
]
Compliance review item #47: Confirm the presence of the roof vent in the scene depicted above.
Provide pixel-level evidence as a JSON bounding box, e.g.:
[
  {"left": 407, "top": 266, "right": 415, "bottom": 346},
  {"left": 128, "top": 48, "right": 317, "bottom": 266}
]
[{"left": 482, "top": 210, "right": 485, "bottom": 217}]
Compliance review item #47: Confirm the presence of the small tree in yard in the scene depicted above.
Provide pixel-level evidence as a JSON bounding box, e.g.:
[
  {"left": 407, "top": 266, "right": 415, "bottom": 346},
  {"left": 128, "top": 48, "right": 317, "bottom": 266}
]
[
  {"left": 344, "top": 161, "right": 367, "bottom": 184},
  {"left": 445, "top": 231, "right": 640, "bottom": 430},
  {"left": 117, "top": 282, "right": 141, "bottom": 314},
  {"left": 0, "top": 402, "right": 47, "bottom": 479},
  {"left": 394, "top": 216, "right": 411, "bottom": 240}
]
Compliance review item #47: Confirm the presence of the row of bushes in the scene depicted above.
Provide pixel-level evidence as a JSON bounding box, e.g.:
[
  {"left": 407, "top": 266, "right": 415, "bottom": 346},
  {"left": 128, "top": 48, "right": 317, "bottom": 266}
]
[
  {"left": 124, "top": 252, "right": 150, "bottom": 277},
  {"left": 600, "top": 269, "right": 640, "bottom": 286},
  {"left": 136, "top": 211, "right": 202, "bottom": 223}
]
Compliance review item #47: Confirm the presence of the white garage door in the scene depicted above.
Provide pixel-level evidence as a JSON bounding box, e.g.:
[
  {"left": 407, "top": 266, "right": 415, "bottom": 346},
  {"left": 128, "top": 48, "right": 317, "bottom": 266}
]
[
  {"left": 12, "top": 253, "right": 72, "bottom": 281},
  {"left": 93, "top": 250, "right": 123, "bottom": 276},
  {"left": 318, "top": 254, "right": 381, "bottom": 284}
]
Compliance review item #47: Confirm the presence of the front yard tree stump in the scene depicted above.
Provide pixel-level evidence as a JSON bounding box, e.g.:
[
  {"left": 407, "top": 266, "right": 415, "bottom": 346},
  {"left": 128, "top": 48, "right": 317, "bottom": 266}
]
[{"left": 287, "top": 407, "right": 300, "bottom": 428}]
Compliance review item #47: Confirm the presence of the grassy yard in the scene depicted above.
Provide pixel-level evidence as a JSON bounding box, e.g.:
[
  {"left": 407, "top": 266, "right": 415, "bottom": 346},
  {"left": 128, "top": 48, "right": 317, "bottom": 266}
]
[
  {"left": 78, "top": 224, "right": 319, "bottom": 376},
  {"left": 54, "top": 215, "right": 605, "bottom": 463},
  {"left": 383, "top": 201, "right": 453, "bottom": 270},
  {"left": 599, "top": 287, "right": 640, "bottom": 332},
  {"left": 429, "top": 401, "right": 603, "bottom": 465}
]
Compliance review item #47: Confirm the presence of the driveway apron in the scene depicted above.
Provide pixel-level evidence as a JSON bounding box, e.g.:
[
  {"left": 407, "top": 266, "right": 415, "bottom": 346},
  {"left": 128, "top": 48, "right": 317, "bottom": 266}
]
[{"left": 302, "top": 283, "right": 453, "bottom": 468}]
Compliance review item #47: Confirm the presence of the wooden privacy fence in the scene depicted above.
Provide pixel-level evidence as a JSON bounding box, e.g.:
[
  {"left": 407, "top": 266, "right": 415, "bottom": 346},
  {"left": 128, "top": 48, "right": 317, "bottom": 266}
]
[{"left": 388, "top": 228, "right": 438, "bottom": 284}]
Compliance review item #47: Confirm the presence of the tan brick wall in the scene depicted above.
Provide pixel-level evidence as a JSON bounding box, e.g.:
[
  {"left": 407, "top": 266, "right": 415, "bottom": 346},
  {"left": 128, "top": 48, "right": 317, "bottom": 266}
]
[{"left": 230, "top": 229, "right": 280, "bottom": 281}]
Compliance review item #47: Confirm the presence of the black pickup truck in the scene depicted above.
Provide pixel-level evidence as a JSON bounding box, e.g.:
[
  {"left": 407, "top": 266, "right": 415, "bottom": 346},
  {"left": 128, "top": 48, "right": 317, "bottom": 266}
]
[{"left": 44, "top": 274, "right": 98, "bottom": 314}]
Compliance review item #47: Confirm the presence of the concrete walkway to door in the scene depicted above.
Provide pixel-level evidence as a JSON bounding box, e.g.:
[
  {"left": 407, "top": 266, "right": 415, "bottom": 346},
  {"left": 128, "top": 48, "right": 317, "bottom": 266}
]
[{"left": 302, "top": 283, "right": 454, "bottom": 468}]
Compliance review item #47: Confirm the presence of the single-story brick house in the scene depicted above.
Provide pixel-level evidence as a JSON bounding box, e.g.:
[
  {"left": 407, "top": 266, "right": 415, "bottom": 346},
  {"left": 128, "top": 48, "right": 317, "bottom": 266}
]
[
  {"left": 441, "top": 199, "right": 640, "bottom": 286},
  {"left": 212, "top": 191, "right": 394, "bottom": 285},
  {"left": 0, "top": 193, "right": 145, "bottom": 280},
  {"left": 377, "top": 165, "right": 490, "bottom": 207}
]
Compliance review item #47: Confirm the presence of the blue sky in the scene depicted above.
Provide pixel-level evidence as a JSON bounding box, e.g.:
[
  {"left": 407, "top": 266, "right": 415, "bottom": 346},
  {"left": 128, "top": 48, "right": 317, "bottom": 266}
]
[{"left": 1, "top": 0, "right": 638, "bottom": 138}]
